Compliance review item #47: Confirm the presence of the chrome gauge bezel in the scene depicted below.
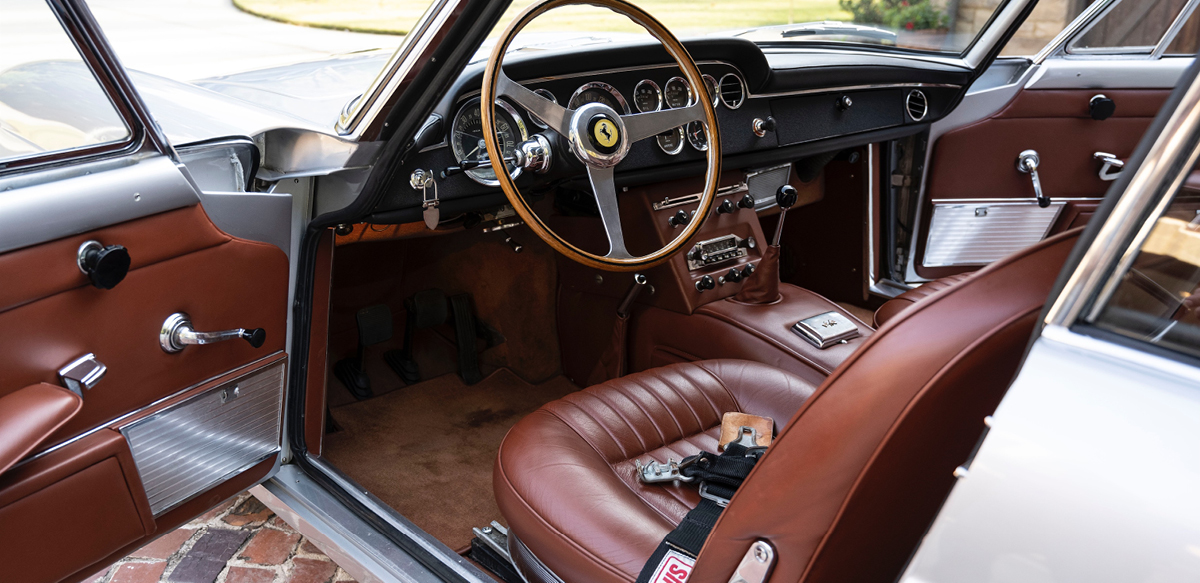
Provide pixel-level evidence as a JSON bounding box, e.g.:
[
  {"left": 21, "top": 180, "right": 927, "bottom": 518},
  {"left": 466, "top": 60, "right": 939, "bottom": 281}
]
[
  {"left": 529, "top": 88, "right": 558, "bottom": 128},
  {"left": 450, "top": 97, "right": 529, "bottom": 187},
  {"left": 663, "top": 76, "right": 692, "bottom": 109},
  {"left": 686, "top": 120, "right": 708, "bottom": 152},
  {"left": 701, "top": 74, "right": 720, "bottom": 107},
  {"left": 568, "top": 81, "right": 631, "bottom": 115},
  {"left": 633, "top": 79, "right": 663, "bottom": 113},
  {"left": 718, "top": 73, "right": 746, "bottom": 110},
  {"left": 656, "top": 126, "right": 685, "bottom": 155}
]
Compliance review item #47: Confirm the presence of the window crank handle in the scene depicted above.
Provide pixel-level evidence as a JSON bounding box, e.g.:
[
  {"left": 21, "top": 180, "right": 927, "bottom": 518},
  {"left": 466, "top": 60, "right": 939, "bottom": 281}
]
[
  {"left": 1017, "top": 150, "right": 1051, "bottom": 208},
  {"left": 160, "top": 312, "right": 265, "bottom": 353}
]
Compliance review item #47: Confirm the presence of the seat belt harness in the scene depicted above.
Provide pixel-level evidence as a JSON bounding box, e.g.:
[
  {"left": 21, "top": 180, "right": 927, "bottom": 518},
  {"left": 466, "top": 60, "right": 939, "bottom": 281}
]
[{"left": 634, "top": 429, "right": 767, "bottom": 583}]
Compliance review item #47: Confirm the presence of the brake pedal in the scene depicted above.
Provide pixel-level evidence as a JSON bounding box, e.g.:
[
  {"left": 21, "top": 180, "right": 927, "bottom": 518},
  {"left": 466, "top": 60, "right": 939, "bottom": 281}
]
[{"left": 385, "top": 289, "right": 447, "bottom": 385}]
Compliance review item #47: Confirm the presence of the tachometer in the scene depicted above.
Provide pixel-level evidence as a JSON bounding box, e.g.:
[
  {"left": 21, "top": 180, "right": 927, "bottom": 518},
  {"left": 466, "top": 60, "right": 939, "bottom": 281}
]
[
  {"left": 569, "top": 81, "right": 630, "bottom": 114},
  {"left": 633, "top": 79, "right": 662, "bottom": 113},
  {"left": 663, "top": 77, "right": 691, "bottom": 109},
  {"left": 450, "top": 97, "right": 528, "bottom": 186}
]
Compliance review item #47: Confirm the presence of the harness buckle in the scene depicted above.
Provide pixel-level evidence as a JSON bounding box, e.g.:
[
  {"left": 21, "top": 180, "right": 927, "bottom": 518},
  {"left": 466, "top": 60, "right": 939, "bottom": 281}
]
[
  {"left": 698, "top": 482, "right": 730, "bottom": 507},
  {"left": 636, "top": 457, "right": 696, "bottom": 484}
]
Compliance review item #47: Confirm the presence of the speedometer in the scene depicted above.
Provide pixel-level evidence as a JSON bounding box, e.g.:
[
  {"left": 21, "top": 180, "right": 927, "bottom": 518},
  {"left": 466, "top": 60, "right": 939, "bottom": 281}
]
[
  {"left": 450, "top": 97, "right": 528, "bottom": 186},
  {"left": 568, "top": 82, "right": 630, "bottom": 114}
]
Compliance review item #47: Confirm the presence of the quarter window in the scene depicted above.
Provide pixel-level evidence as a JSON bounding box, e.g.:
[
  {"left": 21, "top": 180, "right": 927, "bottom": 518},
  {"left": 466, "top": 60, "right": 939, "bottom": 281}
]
[{"left": 0, "top": 0, "right": 131, "bottom": 167}]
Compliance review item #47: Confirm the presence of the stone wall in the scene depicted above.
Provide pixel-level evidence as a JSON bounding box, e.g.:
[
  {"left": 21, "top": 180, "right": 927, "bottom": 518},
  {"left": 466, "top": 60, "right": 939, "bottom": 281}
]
[{"left": 947, "top": 0, "right": 1079, "bottom": 55}]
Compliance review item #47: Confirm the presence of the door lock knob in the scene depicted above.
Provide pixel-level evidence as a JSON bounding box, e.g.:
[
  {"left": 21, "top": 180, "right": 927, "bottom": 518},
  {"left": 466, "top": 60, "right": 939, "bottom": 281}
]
[
  {"left": 77, "top": 240, "right": 131, "bottom": 290},
  {"left": 160, "top": 312, "right": 265, "bottom": 353}
]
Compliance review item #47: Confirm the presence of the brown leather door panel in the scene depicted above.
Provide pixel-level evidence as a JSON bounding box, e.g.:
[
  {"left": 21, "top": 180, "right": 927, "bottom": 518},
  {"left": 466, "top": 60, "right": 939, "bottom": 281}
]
[
  {"left": 0, "top": 204, "right": 289, "bottom": 451},
  {"left": 0, "top": 203, "right": 288, "bottom": 583},
  {"left": 916, "top": 88, "right": 1168, "bottom": 279}
]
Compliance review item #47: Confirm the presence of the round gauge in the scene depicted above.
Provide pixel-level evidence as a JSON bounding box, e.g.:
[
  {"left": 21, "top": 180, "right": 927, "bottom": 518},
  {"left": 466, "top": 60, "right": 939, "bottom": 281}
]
[
  {"left": 656, "top": 127, "right": 685, "bottom": 155},
  {"left": 663, "top": 77, "right": 692, "bottom": 109},
  {"left": 702, "top": 74, "right": 720, "bottom": 107},
  {"left": 568, "top": 81, "right": 630, "bottom": 114},
  {"left": 528, "top": 88, "right": 557, "bottom": 128},
  {"left": 686, "top": 120, "right": 708, "bottom": 152},
  {"left": 450, "top": 97, "right": 528, "bottom": 186},
  {"left": 633, "top": 79, "right": 662, "bottom": 113}
]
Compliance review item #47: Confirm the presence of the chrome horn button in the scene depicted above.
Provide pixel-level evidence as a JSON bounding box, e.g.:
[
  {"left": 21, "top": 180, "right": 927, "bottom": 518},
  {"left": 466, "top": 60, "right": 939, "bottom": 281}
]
[{"left": 568, "top": 102, "right": 630, "bottom": 168}]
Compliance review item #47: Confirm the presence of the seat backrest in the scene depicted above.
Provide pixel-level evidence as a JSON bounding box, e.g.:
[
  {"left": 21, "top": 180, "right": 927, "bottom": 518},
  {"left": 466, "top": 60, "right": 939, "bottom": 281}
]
[{"left": 692, "top": 228, "right": 1082, "bottom": 583}]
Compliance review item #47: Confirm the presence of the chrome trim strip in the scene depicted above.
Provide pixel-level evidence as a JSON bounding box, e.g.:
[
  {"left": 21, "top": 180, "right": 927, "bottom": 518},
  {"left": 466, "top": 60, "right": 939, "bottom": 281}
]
[
  {"left": 930, "top": 197, "right": 1102, "bottom": 204},
  {"left": 1152, "top": 0, "right": 1200, "bottom": 59},
  {"left": 1045, "top": 68, "right": 1200, "bottom": 327},
  {"left": 867, "top": 145, "right": 877, "bottom": 287},
  {"left": 337, "top": 0, "right": 461, "bottom": 138},
  {"left": 748, "top": 82, "right": 960, "bottom": 100},
  {"left": 255, "top": 465, "right": 485, "bottom": 583},
  {"left": 1032, "top": 0, "right": 1116, "bottom": 64},
  {"left": 306, "top": 456, "right": 490, "bottom": 583}
]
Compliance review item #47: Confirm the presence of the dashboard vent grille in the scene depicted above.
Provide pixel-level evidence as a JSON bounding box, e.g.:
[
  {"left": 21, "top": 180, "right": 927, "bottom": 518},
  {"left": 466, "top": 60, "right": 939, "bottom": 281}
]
[
  {"left": 719, "top": 74, "right": 746, "bottom": 109},
  {"left": 906, "top": 89, "right": 928, "bottom": 121}
]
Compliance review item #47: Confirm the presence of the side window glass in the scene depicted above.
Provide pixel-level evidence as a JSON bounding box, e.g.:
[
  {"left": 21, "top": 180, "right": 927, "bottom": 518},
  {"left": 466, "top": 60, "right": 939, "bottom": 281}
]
[
  {"left": 1164, "top": 5, "right": 1200, "bottom": 55},
  {"left": 1069, "top": 0, "right": 1193, "bottom": 54},
  {"left": 0, "top": 0, "right": 131, "bottom": 167},
  {"left": 1091, "top": 168, "right": 1200, "bottom": 359},
  {"left": 1001, "top": 0, "right": 1090, "bottom": 56}
]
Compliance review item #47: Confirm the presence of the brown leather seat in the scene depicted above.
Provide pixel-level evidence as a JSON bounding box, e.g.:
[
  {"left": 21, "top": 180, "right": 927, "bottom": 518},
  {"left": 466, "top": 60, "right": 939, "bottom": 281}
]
[
  {"left": 496, "top": 228, "right": 1081, "bottom": 583},
  {"left": 494, "top": 359, "right": 817, "bottom": 583},
  {"left": 873, "top": 272, "right": 973, "bottom": 327}
]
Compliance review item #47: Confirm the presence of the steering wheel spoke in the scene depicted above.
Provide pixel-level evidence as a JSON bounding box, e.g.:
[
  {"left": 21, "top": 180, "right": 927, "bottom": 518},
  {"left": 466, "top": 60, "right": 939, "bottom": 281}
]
[
  {"left": 497, "top": 71, "right": 573, "bottom": 136},
  {"left": 622, "top": 103, "right": 705, "bottom": 143},
  {"left": 586, "top": 165, "right": 632, "bottom": 259}
]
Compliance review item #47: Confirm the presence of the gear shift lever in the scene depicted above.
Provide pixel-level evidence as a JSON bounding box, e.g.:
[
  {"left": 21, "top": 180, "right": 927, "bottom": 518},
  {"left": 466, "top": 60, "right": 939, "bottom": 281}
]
[
  {"left": 772, "top": 184, "right": 799, "bottom": 246},
  {"left": 735, "top": 185, "right": 797, "bottom": 304}
]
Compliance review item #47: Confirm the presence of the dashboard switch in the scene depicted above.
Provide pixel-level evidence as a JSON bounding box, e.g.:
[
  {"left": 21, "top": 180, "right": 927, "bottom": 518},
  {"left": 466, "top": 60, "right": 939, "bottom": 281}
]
[
  {"left": 738, "top": 193, "right": 756, "bottom": 209},
  {"left": 668, "top": 210, "right": 691, "bottom": 228},
  {"left": 695, "top": 275, "right": 716, "bottom": 292},
  {"left": 838, "top": 95, "right": 853, "bottom": 111},
  {"left": 717, "top": 199, "right": 735, "bottom": 214},
  {"left": 752, "top": 116, "right": 776, "bottom": 137},
  {"left": 723, "top": 268, "right": 744, "bottom": 284}
]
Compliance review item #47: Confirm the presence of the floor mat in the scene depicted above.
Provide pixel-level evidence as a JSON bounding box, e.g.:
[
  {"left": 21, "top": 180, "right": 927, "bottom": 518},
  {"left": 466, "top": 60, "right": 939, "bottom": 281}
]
[{"left": 322, "top": 369, "right": 579, "bottom": 550}]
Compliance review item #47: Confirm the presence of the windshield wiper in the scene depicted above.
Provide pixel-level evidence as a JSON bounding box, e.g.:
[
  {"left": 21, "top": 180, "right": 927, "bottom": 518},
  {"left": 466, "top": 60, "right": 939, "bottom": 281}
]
[{"left": 738, "top": 21, "right": 898, "bottom": 43}]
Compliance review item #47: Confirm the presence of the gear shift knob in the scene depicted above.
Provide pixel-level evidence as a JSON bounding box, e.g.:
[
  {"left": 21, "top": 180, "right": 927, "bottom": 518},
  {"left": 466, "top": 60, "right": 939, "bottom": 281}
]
[
  {"left": 776, "top": 184, "right": 798, "bottom": 209},
  {"left": 773, "top": 184, "right": 798, "bottom": 246}
]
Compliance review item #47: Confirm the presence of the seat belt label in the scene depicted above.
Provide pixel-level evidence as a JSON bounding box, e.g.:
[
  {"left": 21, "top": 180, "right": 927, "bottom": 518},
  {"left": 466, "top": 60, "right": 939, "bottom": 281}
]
[{"left": 649, "top": 550, "right": 695, "bottom": 583}]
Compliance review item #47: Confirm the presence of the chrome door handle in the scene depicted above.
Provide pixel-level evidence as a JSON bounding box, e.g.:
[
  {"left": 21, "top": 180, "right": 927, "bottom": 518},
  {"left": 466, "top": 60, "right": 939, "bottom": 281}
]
[
  {"left": 159, "top": 312, "right": 265, "bottom": 353},
  {"left": 1017, "top": 149, "right": 1051, "bottom": 208},
  {"left": 1094, "top": 151, "right": 1125, "bottom": 181}
]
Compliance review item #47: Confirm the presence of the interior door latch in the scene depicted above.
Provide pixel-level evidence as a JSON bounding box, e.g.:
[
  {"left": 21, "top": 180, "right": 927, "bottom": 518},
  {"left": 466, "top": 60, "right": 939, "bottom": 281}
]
[{"left": 1094, "top": 152, "right": 1125, "bottom": 181}]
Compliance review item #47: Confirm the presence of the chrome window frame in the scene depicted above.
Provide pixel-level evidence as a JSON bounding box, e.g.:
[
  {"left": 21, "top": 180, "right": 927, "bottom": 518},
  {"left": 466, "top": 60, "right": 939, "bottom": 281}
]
[
  {"left": 1044, "top": 62, "right": 1200, "bottom": 332},
  {"left": 1, "top": 0, "right": 172, "bottom": 176},
  {"left": 1046, "top": 0, "right": 1200, "bottom": 60}
]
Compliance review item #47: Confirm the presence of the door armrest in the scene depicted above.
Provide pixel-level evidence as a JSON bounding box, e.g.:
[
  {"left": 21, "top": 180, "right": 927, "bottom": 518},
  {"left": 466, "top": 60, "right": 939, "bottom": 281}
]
[{"left": 0, "top": 383, "right": 82, "bottom": 476}]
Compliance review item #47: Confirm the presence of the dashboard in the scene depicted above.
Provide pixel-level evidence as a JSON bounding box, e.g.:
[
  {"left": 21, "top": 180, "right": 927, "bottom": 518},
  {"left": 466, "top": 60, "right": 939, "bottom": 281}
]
[{"left": 371, "top": 38, "right": 973, "bottom": 222}]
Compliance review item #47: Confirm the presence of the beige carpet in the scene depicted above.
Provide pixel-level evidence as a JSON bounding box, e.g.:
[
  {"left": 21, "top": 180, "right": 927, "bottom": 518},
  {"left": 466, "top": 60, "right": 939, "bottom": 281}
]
[{"left": 322, "top": 369, "right": 578, "bottom": 550}]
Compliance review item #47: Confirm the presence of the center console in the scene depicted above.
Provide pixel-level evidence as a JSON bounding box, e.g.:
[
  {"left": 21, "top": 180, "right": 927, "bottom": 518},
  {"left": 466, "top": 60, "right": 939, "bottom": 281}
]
[{"left": 556, "top": 164, "right": 871, "bottom": 387}]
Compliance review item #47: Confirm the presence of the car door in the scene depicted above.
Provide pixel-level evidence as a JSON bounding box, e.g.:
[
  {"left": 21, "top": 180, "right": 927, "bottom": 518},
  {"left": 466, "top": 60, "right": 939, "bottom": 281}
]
[
  {"left": 0, "top": 2, "right": 291, "bottom": 582},
  {"left": 899, "top": 52, "right": 1200, "bottom": 583},
  {"left": 894, "top": 0, "right": 1197, "bottom": 284}
]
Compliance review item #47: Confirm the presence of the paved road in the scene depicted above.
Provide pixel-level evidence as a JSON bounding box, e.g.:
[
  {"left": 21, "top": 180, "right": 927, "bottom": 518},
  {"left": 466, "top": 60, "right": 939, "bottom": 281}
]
[{"left": 9, "top": 0, "right": 402, "bottom": 81}]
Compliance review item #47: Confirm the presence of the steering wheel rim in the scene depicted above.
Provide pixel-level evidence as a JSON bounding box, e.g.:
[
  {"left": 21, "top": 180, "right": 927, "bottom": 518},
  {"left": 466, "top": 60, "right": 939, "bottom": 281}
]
[{"left": 480, "top": 0, "right": 722, "bottom": 272}]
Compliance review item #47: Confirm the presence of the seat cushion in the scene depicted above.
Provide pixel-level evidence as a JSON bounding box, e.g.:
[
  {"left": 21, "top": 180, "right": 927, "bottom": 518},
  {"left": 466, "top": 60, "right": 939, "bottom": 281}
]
[
  {"left": 494, "top": 359, "right": 816, "bottom": 583},
  {"left": 873, "top": 272, "right": 974, "bottom": 327}
]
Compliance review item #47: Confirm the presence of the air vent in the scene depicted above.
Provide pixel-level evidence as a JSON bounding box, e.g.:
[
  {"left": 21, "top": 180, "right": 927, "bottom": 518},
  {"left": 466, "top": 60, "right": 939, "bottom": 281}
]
[
  {"left": 906, "top": 89, "right": 928, "bottom": 121},
  {"left": 719, "top": 73, "right": 746, "bottom": 110}
]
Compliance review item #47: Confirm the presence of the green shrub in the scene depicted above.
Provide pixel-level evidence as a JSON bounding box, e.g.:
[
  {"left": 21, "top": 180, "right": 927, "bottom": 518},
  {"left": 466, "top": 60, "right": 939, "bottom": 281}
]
[{"left": 837, "top": 0, "right": 949, "bottom": 30}]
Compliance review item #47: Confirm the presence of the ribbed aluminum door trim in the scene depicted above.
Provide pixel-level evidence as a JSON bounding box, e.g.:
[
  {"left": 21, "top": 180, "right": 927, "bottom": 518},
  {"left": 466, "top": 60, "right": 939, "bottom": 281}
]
[
  {"left": 122, "top": 360, "right": 286, "bottom": 516},
  {"left": 924, "top": 201, "right": 1064, "bottom": 267}
]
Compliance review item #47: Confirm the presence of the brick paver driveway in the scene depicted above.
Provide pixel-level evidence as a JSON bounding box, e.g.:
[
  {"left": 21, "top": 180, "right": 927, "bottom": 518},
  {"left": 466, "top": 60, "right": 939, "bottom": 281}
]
[{"left": 85, "top": 494, "right": 354, "bottom": 583}]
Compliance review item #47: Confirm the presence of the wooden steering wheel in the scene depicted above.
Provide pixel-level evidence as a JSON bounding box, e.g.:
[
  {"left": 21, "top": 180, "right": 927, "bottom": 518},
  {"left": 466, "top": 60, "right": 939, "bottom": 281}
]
[{"left": 480, "top": 0, "right": 721, "bottom": 272}]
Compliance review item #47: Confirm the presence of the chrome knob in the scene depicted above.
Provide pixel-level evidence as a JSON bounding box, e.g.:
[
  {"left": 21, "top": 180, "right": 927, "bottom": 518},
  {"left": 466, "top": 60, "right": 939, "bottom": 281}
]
[{"left": 160, "top": 312, "right": 265, "bottom": 353}]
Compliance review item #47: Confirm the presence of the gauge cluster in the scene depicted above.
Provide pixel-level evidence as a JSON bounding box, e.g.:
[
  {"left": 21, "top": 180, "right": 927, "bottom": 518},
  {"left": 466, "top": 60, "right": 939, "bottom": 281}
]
[{"left": 442, "top": 64, "right": 751, "bottom": 188}]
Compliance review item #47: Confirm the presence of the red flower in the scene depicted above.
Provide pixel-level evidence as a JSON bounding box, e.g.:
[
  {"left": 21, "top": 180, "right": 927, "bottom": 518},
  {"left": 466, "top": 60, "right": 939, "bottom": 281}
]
[
  {"left": 906, "top": 21, "right": 914, "bottom": 29},
  {"left": 901, "top": 1, "right": 908, "bottom": 6}
]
